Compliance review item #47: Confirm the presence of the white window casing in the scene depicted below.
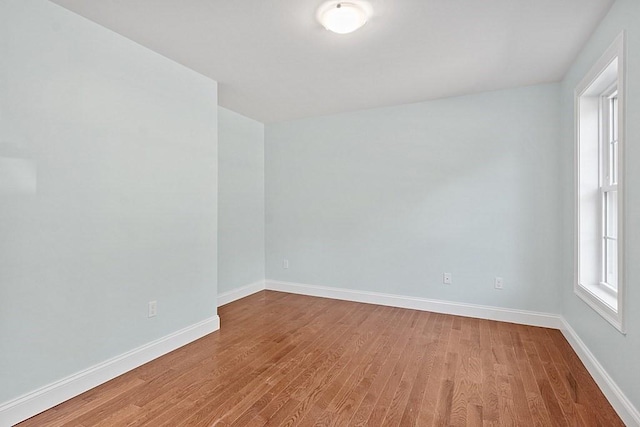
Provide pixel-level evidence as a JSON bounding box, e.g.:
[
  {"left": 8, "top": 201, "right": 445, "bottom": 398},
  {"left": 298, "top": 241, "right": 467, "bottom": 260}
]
[{"left": 574, "top": 32, "right": 626, "bottom": 333}]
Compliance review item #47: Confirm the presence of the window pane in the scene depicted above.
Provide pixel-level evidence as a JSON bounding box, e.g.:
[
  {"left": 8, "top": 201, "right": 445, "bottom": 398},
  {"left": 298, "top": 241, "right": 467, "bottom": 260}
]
[
  {"left": 605, "top": 190, "right": 618, "bottom": 238},
  {"left": 611, "top": 96, "right": 618, "bottom": 185},
  {"left": 612, "top": 97, "right": 618, "bottom": 141},
  {"left": 611, "top": 140, "right": 618, "bottom": 185},
  {"left": 606, "top": 237, "right": 618, "bottom": 290}
]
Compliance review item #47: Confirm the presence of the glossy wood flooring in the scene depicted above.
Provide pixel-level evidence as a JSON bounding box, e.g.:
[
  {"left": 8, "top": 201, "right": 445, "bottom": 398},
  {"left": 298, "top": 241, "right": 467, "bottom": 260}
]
[{"left": 19, "top": 291, "right": 623, "bottom": 426}]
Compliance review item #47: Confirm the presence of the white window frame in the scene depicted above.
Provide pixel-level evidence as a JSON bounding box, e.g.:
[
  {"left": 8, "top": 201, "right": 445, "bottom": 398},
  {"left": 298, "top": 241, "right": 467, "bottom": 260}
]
[{"left": 574, "top": 32, "right": 626, "bottom": 333}]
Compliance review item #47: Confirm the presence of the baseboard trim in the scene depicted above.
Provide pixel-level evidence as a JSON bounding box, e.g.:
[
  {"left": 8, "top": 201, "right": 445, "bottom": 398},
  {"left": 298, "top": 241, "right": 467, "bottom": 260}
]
[
  {"left": 218, "top": 280, "right": 266, "bottom": 306},
  {"left": 0, "top": 315, "right": 220, "bottom": 427},
  {"left": 560, "top": 319, "right": 640, "bottom": 426},
  {"left": 265, "top": 280, "right": 563, "bottom": 329},
  {"left": 265, "top": 279, "right": 639, "bottom": 423},
  {"left": 6, "top": 280, "right": 637, "bottom": 426}
]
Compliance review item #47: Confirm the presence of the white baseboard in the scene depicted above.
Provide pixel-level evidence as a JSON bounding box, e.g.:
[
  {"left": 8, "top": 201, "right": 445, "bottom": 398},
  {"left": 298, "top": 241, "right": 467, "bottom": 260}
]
[
  {"left": 0, "top": 316, "right": 220, "bottom": 427},
  {"left": 6, "top": 279, "right": 637, "bottom": 426},
  {"left": 561, "top": 319, "right": 640, "bottom": 427},
  {"left": 218, "top": 280, "right": 266, "bottom": 306},
  {"left": 265, "top": 279, "right": 563, "bottom": 329},
  {"left": 265, "top": 279, "right": 639, "bottom": 424}
]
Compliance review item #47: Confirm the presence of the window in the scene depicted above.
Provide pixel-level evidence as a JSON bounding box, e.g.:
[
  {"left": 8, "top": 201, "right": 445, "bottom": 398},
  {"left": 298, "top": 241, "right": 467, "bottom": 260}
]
[{"left": 575, "top": 32, "right": 626, "bottom": 332}]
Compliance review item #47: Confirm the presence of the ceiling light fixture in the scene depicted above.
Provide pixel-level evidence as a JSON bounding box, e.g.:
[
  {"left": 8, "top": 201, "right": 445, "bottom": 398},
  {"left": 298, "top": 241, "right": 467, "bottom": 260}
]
[{"left": 318, "top": 2, "right": 371, "bottom": 34}]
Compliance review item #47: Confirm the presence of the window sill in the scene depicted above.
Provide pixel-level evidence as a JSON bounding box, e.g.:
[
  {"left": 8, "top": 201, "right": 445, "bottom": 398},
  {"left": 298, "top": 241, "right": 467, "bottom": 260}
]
[{"left": 575, "top": 282, "right": 625, "bottom": 334}]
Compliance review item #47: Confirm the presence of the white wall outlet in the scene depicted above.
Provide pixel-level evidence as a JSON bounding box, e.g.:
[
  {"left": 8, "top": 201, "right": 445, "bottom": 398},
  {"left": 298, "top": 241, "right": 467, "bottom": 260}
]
[
  {"left": 283, "top": 259, "right": 289, "bottom": 269},
  {"left": 495, "top": 277, "right": 504, "bottom": 289},
  {"left": 148, "top": 300, "right": 157, "bottom": 317},
  {"left": 443, "top": 273, "right": 452, "bottom": 284}
]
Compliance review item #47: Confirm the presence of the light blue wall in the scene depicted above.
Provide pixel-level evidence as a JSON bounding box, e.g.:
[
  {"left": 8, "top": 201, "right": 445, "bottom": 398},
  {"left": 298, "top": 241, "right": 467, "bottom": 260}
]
[
  {"left": 0, "top": 0, "right": 218, "bottom": 402},
  {"left": 4, "top": 0, "right": 636, "bottom": 416},
  {"left": 265, "top": 84, "right": 562, "bottom": 313},
  {"left": 218, "top": 107, "right": 265, "bottom": 293},
  {"left": 560, "top": 0, "right": 640, "bottom": 412}
]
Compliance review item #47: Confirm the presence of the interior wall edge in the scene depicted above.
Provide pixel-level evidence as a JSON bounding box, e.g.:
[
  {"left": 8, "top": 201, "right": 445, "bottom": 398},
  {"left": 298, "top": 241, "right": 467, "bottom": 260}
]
[{"left": 218, "top": 280, "right": 266, "bottom": 307}]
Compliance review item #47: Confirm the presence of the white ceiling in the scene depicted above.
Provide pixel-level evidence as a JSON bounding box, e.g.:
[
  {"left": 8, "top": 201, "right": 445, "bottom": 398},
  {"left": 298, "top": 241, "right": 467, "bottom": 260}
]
[{"left": 50, "top": 0, "right": 614, "bottom": 123}]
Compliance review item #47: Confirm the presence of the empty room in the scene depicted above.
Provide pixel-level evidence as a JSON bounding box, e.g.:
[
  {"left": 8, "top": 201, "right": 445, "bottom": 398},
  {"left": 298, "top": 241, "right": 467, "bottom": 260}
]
[{"left": 1, "top": 0, "right": 639, "bottom": 425}]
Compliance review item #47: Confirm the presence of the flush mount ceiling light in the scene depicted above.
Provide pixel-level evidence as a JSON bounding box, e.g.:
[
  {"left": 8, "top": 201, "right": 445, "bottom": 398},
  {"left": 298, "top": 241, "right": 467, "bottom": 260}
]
[{"left": 317, "top": 1, "right": 372, "bottom": 34}]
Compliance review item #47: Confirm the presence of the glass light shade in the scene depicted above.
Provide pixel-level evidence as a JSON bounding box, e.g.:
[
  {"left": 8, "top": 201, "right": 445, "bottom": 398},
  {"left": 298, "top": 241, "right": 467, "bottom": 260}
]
[{"left": 320, "top": 3, "right": 368, "bottom": 34}]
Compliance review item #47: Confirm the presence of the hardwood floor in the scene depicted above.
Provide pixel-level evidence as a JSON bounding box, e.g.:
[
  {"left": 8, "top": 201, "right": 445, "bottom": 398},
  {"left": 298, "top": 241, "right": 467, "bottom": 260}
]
[{"left": 18, "top": 291, "right": 623, "bottom": 426}]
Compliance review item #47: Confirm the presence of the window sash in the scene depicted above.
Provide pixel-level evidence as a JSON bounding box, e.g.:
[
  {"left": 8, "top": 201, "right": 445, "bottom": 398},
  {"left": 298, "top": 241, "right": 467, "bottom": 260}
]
[{"left": 600, "top": 88, "right": 618, "bottom": 292}]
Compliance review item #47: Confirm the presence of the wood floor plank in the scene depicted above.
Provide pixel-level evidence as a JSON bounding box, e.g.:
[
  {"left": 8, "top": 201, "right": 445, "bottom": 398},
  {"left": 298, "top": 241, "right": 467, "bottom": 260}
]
[
  {"left": 514, "top": 337, "right": 554, "bottom": 426},
  {"left": 415, "top": 315, "right": 455, "bottom": 426},
  {"left": 349, "top": 310, "right": 421, "bottom": 426},
  {"left": 292, "top": 307, "right": 405, "bottom": 427},
  {"left": 498, "top": 323, "right": 534, "bottom": 425},
  {"left": 262, "top": 305, "right": 392, "bottom": 427},
  {"left": 327, "top": 309, "right": 414, "bottom": 427},
  {"left": 172, "top": 299, "right": 353, "bottom": 426},
  {"left": 433, "top": 316, "right": 462, "bottom": 426},
  {"left": 378, "top": 312, "right": 435, "bottom": 426},
  {"left": 363, "top": 311, "right": 429, "bottom": 426},
  {"left": 227, "top": 302, "right": 379, "bottom": 427},
  {"left": 261, "top": 305, "right": 389, "bottom": 426},
  {"left": 186, "top": 303, "right": 359, "bottom": 426},
  {"left": 523, "top": 339, "right": 569, "bottom": 427},
  {"left": 142, "top": 297, "right": 337, "bottom": 426},
  {"left": 480, "top": 320, "right": 501, "bottom": 424},
  {"left": 397, "top": 312, "right": 445, "bottom": 426},
  {"left": 531, "top": 331, "right": 580, "bottom": 426},
  {"left": 17, "top": 291, "right": 624, "bottom": 427}
]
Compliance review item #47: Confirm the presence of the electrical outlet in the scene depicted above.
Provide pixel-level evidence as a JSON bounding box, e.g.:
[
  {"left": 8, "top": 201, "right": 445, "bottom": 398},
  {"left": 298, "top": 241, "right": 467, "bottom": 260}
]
[
  {"left": 443, "top": 273, "right": 452, "bottom": 284},
  {"left": 283, "top": 259, "right": 289, "bottom": 269},
  {"left": 495, "top": 277, "right": 504, "bottom": 289},
  {"left": 148, "top": 300, "right": 157, "bottom": 317}
]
